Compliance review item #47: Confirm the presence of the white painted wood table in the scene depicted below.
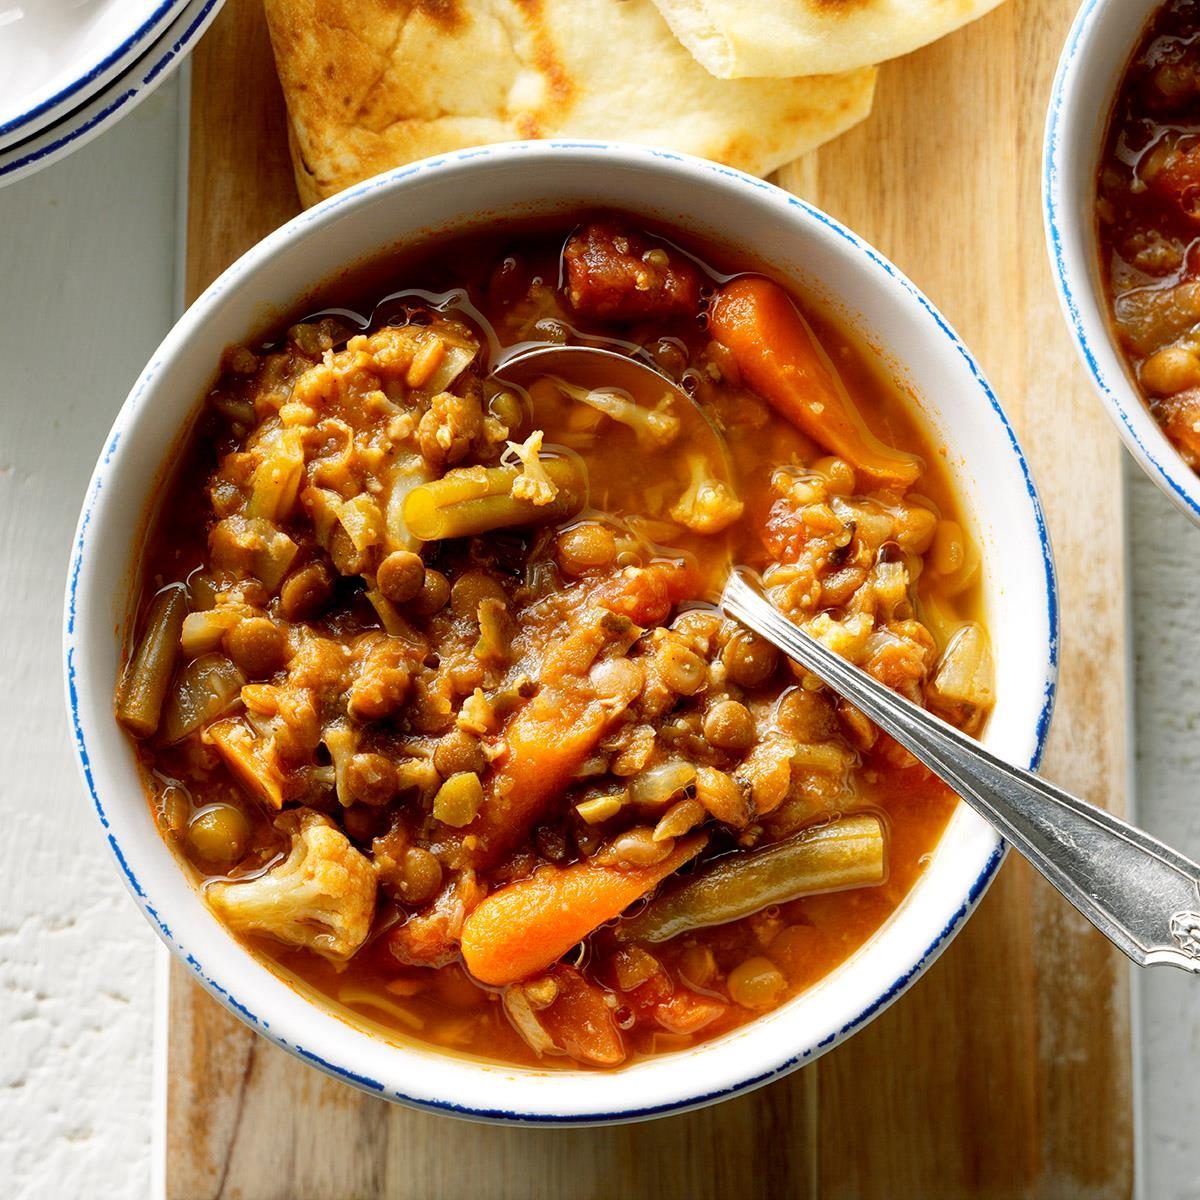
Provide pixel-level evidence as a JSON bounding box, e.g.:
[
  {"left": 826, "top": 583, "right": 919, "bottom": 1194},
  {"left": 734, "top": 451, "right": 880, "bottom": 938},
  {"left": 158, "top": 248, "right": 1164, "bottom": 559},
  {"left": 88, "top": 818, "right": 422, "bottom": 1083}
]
[{"left": 0, "top": 72, "right": 1196, "bottom": 1200}]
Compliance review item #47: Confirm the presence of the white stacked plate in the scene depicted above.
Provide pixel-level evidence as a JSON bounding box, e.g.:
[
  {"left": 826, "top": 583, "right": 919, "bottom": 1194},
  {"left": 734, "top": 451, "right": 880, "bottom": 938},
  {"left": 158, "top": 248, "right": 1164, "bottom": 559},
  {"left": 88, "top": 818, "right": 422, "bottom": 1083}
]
[{"left": 0, "top": 0, "right": 223, "bottom": 187}]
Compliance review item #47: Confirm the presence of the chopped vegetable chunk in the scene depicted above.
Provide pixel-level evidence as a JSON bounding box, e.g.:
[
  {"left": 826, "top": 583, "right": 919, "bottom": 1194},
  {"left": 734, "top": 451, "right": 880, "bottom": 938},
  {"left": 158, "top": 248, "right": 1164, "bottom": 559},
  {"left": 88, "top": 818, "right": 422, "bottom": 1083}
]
[
  {"left": 207, "top": 808, "right": 377, "bottom": 962},
  {"left": 564, "top": 221, "right": 701, "bottom": 320},
  {"left": 461, "top": 835, "right": 705, "bottom": 985},
  {"left": 709, "top": 276, "right": 922, "bottom": 487}
]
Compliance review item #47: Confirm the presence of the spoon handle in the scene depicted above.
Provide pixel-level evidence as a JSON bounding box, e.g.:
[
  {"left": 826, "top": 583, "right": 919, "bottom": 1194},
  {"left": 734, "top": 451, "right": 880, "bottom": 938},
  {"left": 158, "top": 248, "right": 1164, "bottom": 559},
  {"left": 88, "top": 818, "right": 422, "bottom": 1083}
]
[{"left": 721, "top": 570, "right": 1200, "bottom": 973}]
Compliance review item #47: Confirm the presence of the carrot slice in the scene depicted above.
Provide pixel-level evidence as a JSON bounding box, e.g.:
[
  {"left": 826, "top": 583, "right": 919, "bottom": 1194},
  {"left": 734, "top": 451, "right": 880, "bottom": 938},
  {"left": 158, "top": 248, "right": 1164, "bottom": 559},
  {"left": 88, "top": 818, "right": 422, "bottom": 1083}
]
[
  {"left": 454, "top": 561, "right": 700, "bottom": 869},
  {"left": 709, "top": 276, "right": 921, "bottom": 487},
  {"left": 461, "top": 835, "right": 706, "bottom": 986},
  {"left": 458, "top": 686, "right": 610, "bottom": 869}
]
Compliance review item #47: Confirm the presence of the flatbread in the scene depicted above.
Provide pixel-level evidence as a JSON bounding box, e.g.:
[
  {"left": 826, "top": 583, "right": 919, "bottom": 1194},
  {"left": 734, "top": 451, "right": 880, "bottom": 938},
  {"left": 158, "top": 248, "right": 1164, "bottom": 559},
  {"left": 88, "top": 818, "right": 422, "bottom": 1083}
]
[
  {"left": 650, "top": 0, "right": 1005, "bottom": 79},
  {"left": 263, "top": 0, "right": 876, "bottom": 207}
]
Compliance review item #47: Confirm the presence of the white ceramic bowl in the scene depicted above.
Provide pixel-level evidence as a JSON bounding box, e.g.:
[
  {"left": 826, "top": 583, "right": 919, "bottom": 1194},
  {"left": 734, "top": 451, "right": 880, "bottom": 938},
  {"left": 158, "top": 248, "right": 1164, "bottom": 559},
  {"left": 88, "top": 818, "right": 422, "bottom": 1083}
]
[
  {"left": 1044, "top": 0, "right": 1200, "bottom": 522},
  {"left": 65, "top": 142, "right": 1057, "bottom": 1123}
]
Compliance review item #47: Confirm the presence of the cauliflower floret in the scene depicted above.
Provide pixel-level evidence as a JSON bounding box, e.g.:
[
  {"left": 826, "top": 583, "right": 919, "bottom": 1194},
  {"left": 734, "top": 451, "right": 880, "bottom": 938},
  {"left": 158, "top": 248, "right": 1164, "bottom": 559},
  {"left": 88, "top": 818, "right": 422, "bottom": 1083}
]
[
  {"left": 206, "top": 808, "right": 377, "bottom": 962},
  {"left": 555, "top": 379, "right": 681, "bottom": 450},
  {"left": 416, "top": 380, "right": 484, "bottom": 466},
  {"left": 506, "top": 429, "right": 559, "bottom": 506},
  {"left": 802, "top": 611, "right": 874, "bottom": 664},
  {"left": 669, "top": 453, "right": 744, "bottom": 535}
]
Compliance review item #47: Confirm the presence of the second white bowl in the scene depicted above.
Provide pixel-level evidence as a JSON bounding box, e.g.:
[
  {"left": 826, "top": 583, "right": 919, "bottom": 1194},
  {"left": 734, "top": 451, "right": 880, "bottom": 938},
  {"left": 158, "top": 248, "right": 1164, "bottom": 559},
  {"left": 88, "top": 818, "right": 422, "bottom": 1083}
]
[{"left": 1044, "top": 0, "right": 1200, "bottom": 522}]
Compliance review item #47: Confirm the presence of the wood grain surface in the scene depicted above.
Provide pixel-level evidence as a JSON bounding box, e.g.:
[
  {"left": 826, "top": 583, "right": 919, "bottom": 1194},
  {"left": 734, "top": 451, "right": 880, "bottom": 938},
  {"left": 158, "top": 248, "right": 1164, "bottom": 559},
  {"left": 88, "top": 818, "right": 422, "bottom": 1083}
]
[{"left": 167, "top": 2, "right": 1134, "bottom": 1195}]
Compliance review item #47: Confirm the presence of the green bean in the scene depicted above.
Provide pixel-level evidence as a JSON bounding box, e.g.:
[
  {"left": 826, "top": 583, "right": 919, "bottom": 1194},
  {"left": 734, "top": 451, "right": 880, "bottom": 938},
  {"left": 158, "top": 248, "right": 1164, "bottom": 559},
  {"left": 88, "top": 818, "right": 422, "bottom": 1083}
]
[
  {"left": 618, "top": 812, "right": 886, "bottom": 943},
  {"left": 403, "top": 459, "right": 586, "bottom": 542},
  {"left": 116, "top": 584, "right": 188, "bottom": 738}
]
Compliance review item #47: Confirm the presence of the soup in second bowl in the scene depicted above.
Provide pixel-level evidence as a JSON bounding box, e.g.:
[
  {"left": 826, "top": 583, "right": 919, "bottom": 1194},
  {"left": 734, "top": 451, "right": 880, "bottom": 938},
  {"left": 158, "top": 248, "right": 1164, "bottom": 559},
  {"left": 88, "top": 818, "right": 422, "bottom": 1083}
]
[{"left": 1097, "top": 0, "right": 1200, "bottom": 468}]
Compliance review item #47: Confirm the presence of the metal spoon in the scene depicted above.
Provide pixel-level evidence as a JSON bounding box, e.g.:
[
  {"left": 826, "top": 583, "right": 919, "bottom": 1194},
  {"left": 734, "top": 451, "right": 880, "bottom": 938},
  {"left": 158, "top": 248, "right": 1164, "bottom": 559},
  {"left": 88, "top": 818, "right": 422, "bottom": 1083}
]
[{"left": 498, "top": 344, "right": 1200, "bottom": 974}]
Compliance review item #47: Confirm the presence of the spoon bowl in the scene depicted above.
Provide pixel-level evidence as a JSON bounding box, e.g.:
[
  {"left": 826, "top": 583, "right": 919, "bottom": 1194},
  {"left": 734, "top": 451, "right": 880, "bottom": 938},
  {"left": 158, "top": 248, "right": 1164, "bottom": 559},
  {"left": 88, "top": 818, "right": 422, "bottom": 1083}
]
[{"left": 496, "top": 343, "right": 740, "bottom": 590}]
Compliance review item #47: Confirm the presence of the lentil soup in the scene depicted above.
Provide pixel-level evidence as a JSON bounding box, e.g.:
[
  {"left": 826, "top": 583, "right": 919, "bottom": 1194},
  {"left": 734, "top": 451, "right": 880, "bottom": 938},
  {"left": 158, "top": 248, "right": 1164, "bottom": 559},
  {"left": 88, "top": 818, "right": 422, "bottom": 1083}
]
[
  {"left": 1097, "top": 0, "right": 1200, "bottom": 468},
  {"left": 116, "top": 216, "right": 992, "bottom": 1069}
]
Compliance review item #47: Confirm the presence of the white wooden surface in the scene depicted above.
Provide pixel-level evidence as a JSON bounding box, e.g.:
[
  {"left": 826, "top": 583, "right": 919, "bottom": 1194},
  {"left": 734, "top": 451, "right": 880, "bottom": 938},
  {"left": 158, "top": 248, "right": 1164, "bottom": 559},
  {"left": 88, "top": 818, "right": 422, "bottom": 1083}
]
[
  {"left": 1128, "top": 462, "right": 1200, "bottom": 1200},
  {"left": 0, "top": 69, "right": 1197, "bottom": 1200},
  {"left": 0, "top": 82, "right": 181, "bottom": 1200}
]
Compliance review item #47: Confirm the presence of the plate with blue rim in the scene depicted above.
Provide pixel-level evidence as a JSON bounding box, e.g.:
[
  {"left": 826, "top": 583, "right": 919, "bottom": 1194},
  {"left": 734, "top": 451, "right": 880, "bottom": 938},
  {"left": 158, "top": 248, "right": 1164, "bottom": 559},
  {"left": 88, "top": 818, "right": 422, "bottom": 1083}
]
[
  {"left": 0, "top": 0, "right": 193, "bottom": 152},
  {"left": 0, "top": 0, "right": 222, "bottom": 188}
]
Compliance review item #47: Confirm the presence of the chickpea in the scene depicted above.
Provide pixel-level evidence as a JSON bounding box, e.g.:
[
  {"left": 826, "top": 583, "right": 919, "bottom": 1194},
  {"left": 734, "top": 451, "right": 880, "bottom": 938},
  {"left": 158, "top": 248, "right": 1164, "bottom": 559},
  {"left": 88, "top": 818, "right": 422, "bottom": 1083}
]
[
  {"left": 812, "top": 456, "right": 856, "bottom": 496},
  {"left": 702, "top": 699, "right": 756, "bottom": 751},
  {"left": 589, "top": 656, "right": 644, "bottom": 707},
  {"left": 670, "top": 607, "right": 723, "bottom": 652},
  {"left": 343, "top": 804, "right": 382, "bottom": 844},
  {"left": 411, "top": 568, "right": 451, "bottom": 616},
  {"left": 489, "top": 389, "right": 525, "bottom": 434},
  {"left": 657, "top": 639, "right": 707, "bottom": 696},
  {"left": 931, "top": 520, "right": 965, "bottom": 577},
  {"left": 450, "top": 570, "right": 507, "bottom": 621},
  {"left": 768, "top": 924, "right": 820, "bottom": 982},
  {"left": 187, "top": 804, "right": 249, "bottom": 865},
  {"left": 722, "top": 631, "right": 779, "bottom": 690},
  {"left": 377, "top": 551, "right": 426, "bottom": 605},
  {"left": 726, "top": 956, "right": 787, "bottom": 1011},
  {"left": 279, "top": 561, "right": 335, "bottom": 621},
  {"left": 895, "top": 504, "right": 939, "bottom": 555},
  {"left": 397, "top": 847, "right": 443, "bottom": 904},
  {"left": 774, "top": 687, "right": 836, "bottom": 742},
  {"left": 224, "top": 617, "right": 289, "bottom": 678},
  {"left": 432, "top": 771, "right": 485, "bottom": 827},
  {"left": 556, "top": 523, "right": 617, "bottom": 576},
  {"left": 345, "top": 752, "right": 397, "bottom": 806},
  {"left": 433, "top": 728, "right": 487, "bottom": 777},
  {"left": 605, "top": 826, "right": 674, "bottom": 866},
  {"left": 1141, "top": 343, "right": 1200, "bottom": 396}
]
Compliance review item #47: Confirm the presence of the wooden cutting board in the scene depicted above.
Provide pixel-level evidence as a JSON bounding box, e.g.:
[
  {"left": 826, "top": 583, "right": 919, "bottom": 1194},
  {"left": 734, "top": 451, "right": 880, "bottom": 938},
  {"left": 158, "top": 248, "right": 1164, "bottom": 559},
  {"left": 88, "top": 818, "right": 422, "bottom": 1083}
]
[{"left": 166, "top": 2, "right": 1134, "bottom": 1195}]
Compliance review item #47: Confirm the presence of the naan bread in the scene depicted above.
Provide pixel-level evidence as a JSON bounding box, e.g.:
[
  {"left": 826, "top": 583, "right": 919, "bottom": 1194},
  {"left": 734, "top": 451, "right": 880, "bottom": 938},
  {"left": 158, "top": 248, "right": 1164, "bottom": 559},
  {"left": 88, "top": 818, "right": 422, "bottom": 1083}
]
[
  {"left": 650, "top": 0, "right": 1005, "bottom": 79},
  {"left": 264, "top": 0, "right": 876, "bottom": 207}
]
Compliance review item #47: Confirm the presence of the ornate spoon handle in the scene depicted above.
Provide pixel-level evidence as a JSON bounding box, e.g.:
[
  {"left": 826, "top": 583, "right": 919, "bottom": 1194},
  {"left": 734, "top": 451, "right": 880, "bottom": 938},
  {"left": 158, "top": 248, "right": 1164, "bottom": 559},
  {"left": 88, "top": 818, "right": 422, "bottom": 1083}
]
[{"left": 721, "top": 569, "right": 1200, "bottom": 972}]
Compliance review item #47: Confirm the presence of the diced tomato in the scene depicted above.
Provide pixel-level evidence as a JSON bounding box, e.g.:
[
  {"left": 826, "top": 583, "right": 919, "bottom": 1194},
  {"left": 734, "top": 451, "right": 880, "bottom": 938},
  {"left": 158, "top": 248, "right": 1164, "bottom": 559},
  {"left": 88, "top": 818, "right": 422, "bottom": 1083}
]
[
  {"left": 385, "top": 912, "right": 459, "bottom": 968},
  {"left": 563, "top": 222, "right": 702, "bottom": 320},
  {"left": 624, "top": 971, "right": 673, "bottom": 1020},
  {"left": 538, "top": 966, "right": 626, "bottom": 1067},
  {"left": 1149, "top": 140, "right": 1200, "bottom": 208},
  {"left": 761, "top": 496, "right": 814, "bottom": 562},
  {"left": 601, "top": 560, "right": 699, "bottom": 625}
]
